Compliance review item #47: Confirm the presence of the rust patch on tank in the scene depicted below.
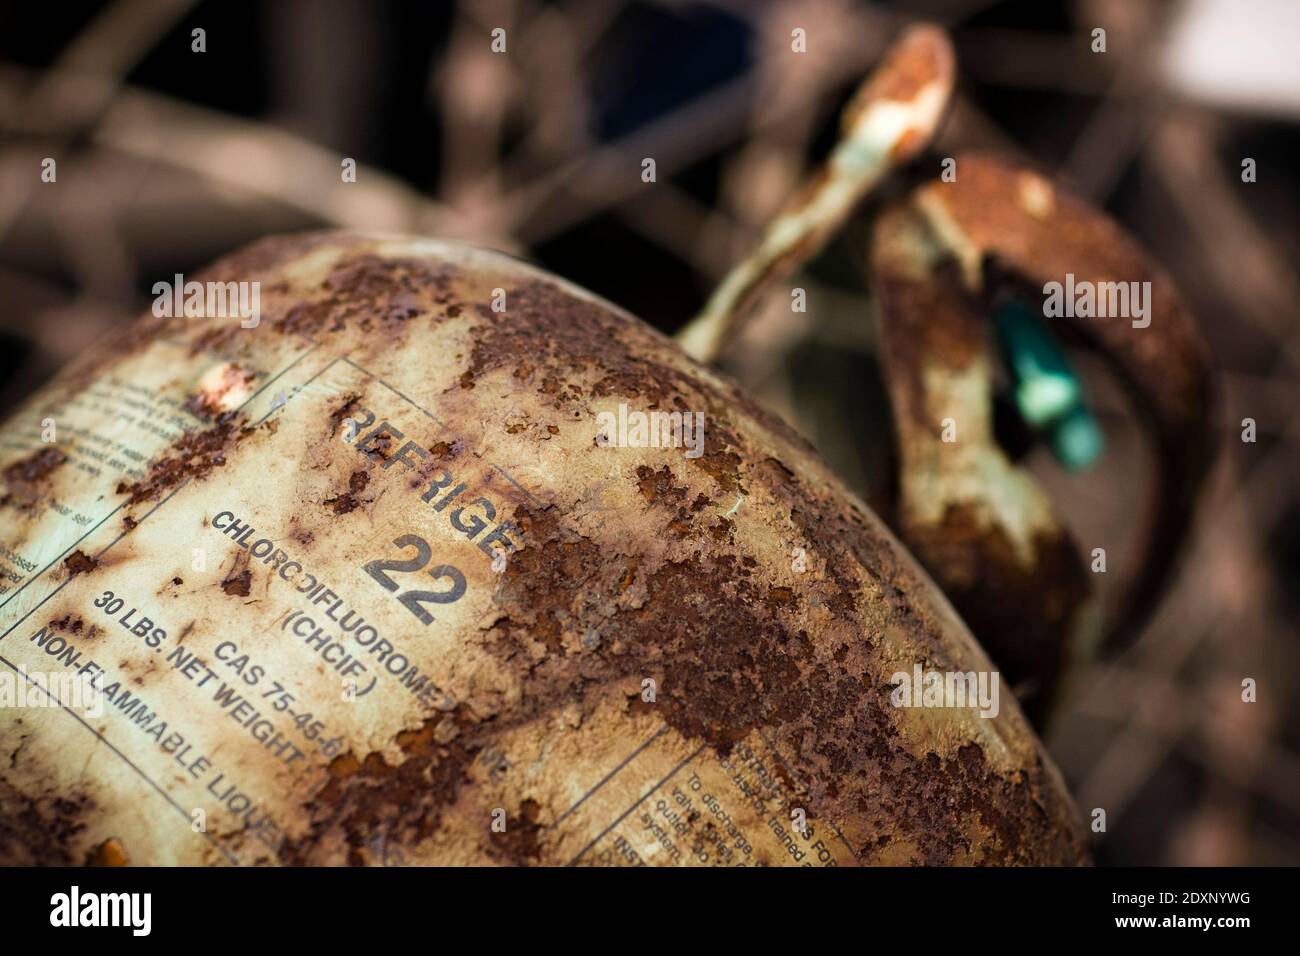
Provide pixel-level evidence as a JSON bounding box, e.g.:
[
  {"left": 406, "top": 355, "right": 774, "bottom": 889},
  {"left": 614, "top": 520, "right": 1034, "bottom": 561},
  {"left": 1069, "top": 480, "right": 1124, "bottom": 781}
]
[
  {"left": 49, "top": 614, "right": 101, "bottom": 640},
  {"left": 280, "top": 708, "right": 479, "bottom": 866},
  {"left": 326, "top": 393, "right": 363, "bottom": 437},
  {"left": 483, "top": 492, "right": 1083, "bottom": 863},
  {"left": 117, "top": 411, "right": 250, "bottom": 505},
  {"left": 456, "top": 282, "right": 634, "bottom": 398},
  {"left": 63, "top": 550, "right": 99, "bottom": 577},
  {"left": 451, "top": 289, "right": 1089, "bottom": 863},
  {"left": 4, "top": 447, "right": 66, "bottom": 486},
  {"left": 458, "top": 279, "right": 755, "bottom": 497},
  {"left": 487, "top": 799, "right": 545, "bottom": 865},
  {"left": 2, "top": 447, "right": 67, "bottom": 510},
  {"left": 221, "top": 569, "right": 252, "bottom": 597},
  {"left": 270, "top": 253, "right": 458, "bottom": 344},
  {"left": 0, "top": 780, "right": 93, "bottom": 866},
  {"left": 324, "top": 470, "right": 370, "bottom": 515},
  {"left": 635, "top": 465, "right": 686, "bottom": 507}
]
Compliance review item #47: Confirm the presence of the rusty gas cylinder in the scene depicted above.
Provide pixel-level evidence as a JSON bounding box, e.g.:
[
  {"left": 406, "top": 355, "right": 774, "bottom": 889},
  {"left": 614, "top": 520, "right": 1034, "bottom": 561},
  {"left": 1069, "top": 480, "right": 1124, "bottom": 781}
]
[{"left": 0, "top": 233, "right": 1088, "bottom": 866}]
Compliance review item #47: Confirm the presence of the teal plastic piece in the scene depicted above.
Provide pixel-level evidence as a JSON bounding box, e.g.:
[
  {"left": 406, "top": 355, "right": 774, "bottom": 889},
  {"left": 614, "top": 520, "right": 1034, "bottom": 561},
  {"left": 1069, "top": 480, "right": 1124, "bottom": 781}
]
[
  {"left": 993, "top": 302, "right": 1103, "bottom": 471},
  {"left": 1051, "top": 405, "right": 1104, "bottom": 471}
]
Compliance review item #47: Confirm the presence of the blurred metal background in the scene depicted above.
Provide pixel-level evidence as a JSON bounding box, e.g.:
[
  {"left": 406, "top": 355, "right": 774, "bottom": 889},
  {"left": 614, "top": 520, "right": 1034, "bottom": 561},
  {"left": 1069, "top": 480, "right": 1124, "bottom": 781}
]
[{"left": 1, "top": 0, "right": 1297, "bottom": 865}]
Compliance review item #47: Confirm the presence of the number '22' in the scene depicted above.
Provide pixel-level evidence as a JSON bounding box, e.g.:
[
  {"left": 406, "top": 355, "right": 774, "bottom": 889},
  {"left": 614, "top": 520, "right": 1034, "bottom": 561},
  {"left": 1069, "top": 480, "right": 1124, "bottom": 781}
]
[{"left": 363, "top": 534, "right": 466, "bottom": 625}]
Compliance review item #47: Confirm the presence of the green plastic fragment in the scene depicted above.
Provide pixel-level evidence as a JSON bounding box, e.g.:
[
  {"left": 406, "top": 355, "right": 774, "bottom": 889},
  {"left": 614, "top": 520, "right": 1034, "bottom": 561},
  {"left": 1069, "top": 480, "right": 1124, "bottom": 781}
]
[
  {"left": 1016, "top": 373, "right": 1078, "bottom": 429},
  {"left": 993, "top": 301, "right": 1103, "bottom": 470},
  {"left": 1051, "top": 406, "right": 1104, "bottom": 471}
]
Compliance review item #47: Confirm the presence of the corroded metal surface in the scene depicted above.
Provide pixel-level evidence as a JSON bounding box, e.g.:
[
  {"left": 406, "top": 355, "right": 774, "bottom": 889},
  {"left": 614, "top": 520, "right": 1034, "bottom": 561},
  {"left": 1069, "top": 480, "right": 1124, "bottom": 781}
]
[
  {"left": 871, "top": 155, "right": 1217, "bottom": 722},
  {"left": 677, "top": 23, "right": 955, "bottom": 363},
  {"left": 672, "top": 17, "right": 1214, "bottom": 730},
  {"left": 0, "top": 232, "right": 1087, "bottom": 865}
]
